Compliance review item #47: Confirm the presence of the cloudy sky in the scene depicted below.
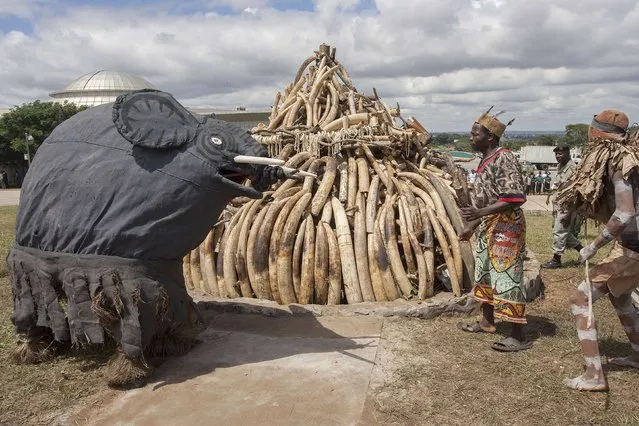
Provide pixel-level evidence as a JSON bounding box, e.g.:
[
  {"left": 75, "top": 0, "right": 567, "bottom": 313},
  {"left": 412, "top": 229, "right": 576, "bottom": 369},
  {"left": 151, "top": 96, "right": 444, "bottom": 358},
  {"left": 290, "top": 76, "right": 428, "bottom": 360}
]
[{"left": 1, "top": 0, "right": 638, "bottom": 131}]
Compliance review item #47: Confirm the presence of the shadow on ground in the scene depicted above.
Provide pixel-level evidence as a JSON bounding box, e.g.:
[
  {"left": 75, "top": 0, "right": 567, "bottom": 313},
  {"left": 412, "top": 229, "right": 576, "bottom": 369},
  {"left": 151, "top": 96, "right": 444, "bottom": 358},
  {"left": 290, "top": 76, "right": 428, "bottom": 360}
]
[{"left": 149, "top": 301, "right": 379, "bottom": 391}]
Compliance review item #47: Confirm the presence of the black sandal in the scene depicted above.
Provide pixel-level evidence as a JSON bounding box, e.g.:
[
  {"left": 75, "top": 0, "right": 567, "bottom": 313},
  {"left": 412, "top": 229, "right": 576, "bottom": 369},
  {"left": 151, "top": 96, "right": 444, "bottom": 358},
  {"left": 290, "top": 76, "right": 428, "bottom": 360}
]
[{"left": 490, "top": 337, "right": 533, "bottom": 352}]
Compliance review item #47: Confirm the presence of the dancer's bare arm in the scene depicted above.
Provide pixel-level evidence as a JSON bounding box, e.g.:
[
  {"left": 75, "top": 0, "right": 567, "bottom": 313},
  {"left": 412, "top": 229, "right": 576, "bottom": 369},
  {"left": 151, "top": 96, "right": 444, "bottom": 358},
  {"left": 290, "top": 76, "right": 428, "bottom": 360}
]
[{"left": 580, "top": 170, "right": 635, "bottom": 261}]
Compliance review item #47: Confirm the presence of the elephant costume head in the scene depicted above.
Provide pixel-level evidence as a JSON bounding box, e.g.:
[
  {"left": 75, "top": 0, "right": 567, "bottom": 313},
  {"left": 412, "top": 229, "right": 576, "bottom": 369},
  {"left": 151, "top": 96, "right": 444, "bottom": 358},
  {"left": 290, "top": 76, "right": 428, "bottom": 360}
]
[
  {"left": 16, "top": 89, "right": 275, "bottom": 260},
  {"left": 8, "top": 89, "right": 280, "bottom": 387}
]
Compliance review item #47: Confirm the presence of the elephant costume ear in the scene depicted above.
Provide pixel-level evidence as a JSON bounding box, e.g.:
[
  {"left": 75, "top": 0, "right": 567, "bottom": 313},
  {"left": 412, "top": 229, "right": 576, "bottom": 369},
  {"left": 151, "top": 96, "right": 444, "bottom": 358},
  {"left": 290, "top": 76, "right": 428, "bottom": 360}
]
[{"left": 112, "top": 89, "right": 200, "bottom": 149}]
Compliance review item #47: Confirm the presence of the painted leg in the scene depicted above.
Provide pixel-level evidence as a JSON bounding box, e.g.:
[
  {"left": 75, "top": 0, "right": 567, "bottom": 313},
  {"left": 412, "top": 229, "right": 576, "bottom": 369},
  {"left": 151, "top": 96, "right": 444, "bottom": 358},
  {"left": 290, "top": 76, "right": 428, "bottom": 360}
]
[
  {"left": 565, "top": 280, "right": 609, "bottom": 391},
  {"left": 608, "top": 292, "right": 639, "bottom": 369}
]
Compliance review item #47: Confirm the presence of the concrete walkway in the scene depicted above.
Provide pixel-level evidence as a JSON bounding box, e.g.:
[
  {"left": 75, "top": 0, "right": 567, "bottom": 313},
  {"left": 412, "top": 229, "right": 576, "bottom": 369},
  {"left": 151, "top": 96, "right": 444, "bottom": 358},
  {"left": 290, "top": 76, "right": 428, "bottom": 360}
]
[
  {"left": 521, "top": 194, "right": 552, "bottom": 215},
  {"left": 83, "top": 310, "right": 383, "bottom": 426},
  {"left": 0, "top": 189, "right": 20, "bottom": 206}
]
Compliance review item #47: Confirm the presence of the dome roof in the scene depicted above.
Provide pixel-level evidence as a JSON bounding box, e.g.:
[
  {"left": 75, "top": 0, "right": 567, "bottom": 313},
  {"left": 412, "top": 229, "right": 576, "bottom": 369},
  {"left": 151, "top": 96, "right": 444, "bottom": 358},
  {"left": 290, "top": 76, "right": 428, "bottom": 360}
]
[{"left": 49, "top": 70, "right": 156, "bottom": 107}]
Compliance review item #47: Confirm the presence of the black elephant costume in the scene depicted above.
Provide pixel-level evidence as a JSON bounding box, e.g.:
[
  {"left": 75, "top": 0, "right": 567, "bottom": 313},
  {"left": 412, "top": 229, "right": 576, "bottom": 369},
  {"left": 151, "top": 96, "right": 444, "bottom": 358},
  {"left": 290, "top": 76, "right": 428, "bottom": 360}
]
[{"left": 8, "top": 89, "right": 278, "bottom": 386}]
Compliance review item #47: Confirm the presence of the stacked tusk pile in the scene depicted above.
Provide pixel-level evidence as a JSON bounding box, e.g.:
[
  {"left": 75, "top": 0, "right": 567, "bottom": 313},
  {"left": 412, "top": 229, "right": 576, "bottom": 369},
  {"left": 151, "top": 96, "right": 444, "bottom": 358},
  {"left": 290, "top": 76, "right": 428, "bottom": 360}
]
[{"left": 184, "top": 43, "right": 475, "bottom": 304}]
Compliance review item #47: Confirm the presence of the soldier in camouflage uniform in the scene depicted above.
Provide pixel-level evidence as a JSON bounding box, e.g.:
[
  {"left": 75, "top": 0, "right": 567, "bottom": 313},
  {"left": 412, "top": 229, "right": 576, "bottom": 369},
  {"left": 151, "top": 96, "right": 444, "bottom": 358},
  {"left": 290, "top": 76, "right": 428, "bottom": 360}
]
[{"left": 542, "top": 142, "right": 583, "bottom": 268}]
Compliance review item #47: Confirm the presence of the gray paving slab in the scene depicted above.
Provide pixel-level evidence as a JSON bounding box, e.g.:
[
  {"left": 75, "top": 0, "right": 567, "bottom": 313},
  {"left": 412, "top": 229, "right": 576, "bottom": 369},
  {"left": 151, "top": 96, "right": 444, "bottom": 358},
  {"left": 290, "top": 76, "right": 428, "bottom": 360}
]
[{"left": 84, "top": 314, "right": 383, "bottom": 426}]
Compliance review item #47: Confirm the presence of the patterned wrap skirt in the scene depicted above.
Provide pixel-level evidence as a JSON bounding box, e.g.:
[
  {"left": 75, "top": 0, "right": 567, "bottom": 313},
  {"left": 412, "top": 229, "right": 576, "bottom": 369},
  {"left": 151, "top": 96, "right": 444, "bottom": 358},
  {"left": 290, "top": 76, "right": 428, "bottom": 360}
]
[{"left": 472, "top": 209, "right": 527, "bottom": 324}]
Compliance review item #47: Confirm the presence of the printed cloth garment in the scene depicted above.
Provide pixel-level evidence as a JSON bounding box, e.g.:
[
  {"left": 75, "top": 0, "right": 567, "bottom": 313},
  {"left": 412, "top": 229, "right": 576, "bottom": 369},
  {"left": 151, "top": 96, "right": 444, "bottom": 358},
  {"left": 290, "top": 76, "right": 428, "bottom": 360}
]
[
  {"left": 472, "top": 209, "right": 528, "bottom": 323},
  {"left": 472, "top": 148, "right": 527, "bottom": 209}
]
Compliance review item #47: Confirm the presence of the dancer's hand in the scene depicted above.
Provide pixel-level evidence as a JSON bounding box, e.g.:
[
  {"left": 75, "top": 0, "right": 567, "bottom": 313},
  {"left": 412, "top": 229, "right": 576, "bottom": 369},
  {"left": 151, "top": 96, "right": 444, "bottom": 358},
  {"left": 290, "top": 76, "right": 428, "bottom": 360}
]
[
  {"left": 461, "top": 206, "right": 481, "bottom": 221},
  {"left": 578, "top": 244, "right": 597, "bottom": 264}
]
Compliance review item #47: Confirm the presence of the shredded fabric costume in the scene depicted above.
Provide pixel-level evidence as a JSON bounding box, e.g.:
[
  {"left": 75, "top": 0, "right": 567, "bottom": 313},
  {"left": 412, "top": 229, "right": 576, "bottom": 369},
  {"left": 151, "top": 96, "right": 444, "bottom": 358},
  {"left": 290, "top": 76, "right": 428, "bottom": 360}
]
[
  {"left": 561, "top": 110, "right": 639, "bottom": 391},
  {"left": 472, "top": 148, "right": 528, "bottom": 323},
  {"left": 555, "top": 134, "right": 639, "bottom": 221},
  {"left": 590, "top": 244, "right": 639, "bottom": 297},
  {"left": 8, "top": 89, "right": 273, "bottom": 373}
]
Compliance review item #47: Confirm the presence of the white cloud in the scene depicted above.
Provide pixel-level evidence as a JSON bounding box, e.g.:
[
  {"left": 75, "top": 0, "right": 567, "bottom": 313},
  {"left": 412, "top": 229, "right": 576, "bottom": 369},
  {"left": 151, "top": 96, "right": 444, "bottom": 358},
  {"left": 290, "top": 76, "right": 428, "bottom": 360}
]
[{"left": 0, "top": 0, "right": 638, "bottom": 130}]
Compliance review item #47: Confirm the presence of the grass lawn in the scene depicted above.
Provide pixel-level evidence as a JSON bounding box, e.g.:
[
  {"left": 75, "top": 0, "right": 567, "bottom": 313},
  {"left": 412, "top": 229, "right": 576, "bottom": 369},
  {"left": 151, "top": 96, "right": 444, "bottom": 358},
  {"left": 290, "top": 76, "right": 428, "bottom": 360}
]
[
  {"left": 0, "top": 211, "right": 637, "bottom": 425},
  {"left": 0, "top": 207, "right": 111, "bottom": 426},
  {"left": 372, "top": 215, "right": 639, "bottom": 426}
]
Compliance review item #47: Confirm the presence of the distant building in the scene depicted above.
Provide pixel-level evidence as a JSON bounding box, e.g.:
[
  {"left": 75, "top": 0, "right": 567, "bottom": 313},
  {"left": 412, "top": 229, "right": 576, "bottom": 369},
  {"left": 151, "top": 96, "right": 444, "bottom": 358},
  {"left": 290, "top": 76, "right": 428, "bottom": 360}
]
[
  {"left": 186, "top": 107, "right": 270, "bottom": 131},
  {"left": 0, "top": 70, "right": 270, "bottom": 131},
  {"left": 49, "top": 70, "right": 156, "bottom": 106}
]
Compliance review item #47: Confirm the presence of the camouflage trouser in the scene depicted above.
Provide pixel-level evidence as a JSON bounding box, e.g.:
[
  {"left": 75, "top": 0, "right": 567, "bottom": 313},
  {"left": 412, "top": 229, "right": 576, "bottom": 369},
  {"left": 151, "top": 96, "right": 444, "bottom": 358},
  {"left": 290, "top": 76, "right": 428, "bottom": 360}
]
[
  {"left": 570, "top": 213, "right": 583, "bottom": 237},
  {"left": 552, "top": 208, "right": 582, "bottom": 255}
]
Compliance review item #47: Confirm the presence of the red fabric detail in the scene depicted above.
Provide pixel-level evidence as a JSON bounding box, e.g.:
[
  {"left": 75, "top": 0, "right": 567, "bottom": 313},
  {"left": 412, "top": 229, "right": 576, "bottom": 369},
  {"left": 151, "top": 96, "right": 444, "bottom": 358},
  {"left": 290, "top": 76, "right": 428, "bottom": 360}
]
[
  {"left": 498, "top": 196, "right": 526, "bottom": 203},
  {"left": 476, "top": 148, "right": 510, "bottom": 173}
]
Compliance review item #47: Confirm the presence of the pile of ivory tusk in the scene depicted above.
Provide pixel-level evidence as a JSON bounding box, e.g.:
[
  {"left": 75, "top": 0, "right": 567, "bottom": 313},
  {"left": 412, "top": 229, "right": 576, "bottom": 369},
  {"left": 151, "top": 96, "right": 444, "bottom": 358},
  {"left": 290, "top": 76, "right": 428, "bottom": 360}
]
[{"left": 183, "top": 43, "right": 475, "bottom": 305}]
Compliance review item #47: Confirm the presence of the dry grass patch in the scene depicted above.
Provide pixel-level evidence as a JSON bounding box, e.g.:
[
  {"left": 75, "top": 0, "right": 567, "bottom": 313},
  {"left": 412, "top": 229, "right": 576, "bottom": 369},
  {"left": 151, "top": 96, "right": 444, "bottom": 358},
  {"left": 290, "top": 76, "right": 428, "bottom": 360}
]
[
  {"left": 0, "top": 207, "right": 111, "bottom": 426},
  {"left": 371, "top": 215, "right": 639, "bottom": 426}
]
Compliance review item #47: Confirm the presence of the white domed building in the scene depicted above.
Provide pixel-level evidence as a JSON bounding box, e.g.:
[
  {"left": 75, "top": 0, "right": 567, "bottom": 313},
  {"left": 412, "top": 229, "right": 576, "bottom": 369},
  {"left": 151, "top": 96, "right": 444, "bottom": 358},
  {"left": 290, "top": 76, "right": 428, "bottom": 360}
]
[
  {"left": 49, "top": 70, "right": 156, "bottom": 107},
  {"left": 48, "top": 70, "right": 269, "bottom": 130}
]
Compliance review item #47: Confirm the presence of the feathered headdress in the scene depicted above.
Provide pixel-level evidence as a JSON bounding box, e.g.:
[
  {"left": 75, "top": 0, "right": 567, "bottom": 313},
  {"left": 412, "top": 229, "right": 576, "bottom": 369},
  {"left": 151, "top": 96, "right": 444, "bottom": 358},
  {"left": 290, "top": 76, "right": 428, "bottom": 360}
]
[{"left": 475, "top": 106, "right": 515, "bottom": 138}]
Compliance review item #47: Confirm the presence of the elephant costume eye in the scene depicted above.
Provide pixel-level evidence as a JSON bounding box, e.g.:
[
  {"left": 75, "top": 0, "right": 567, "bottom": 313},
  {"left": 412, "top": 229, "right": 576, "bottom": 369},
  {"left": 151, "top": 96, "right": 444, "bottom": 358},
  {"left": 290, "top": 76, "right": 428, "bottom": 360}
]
[{"left": 211, "top": 137, "right": 222, "bottom": 145}]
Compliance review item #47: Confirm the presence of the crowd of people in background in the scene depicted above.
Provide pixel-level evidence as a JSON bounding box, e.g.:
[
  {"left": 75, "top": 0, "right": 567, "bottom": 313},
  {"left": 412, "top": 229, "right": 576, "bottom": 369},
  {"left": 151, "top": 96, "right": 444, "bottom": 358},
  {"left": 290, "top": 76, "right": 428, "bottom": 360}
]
[
  {"left": 524, "top": 168, "right": 552, "bottom": 195},
  {"left": 0, "top": 168, "right": 24, "bottom": 188}
]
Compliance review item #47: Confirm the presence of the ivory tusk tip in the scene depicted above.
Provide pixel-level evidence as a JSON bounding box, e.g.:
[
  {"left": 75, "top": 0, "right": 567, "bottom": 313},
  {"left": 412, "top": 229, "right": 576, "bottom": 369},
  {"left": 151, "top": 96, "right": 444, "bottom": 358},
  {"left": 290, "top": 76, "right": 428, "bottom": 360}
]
[{"left": 234, "top": 155, "right": 286, "bottom": 166}]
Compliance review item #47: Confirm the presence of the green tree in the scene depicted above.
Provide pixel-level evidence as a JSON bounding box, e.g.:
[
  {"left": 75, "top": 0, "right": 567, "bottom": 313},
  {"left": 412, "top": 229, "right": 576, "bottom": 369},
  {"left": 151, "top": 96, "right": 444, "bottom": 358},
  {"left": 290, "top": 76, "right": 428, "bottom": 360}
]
[
  {"left": 454, "top": 136, "right": 472, "bottom": 152},
  {"left": 432, "top": 133, "right": 457, "bottom": 146},
  {"left": 0, "top": 101, "right": 88, "bottom": 162},
  {"left": 533, "top": 134, "right": 559, "bottom": 146},
  {"left": 502, "top": 139, "right": 527, "bottom": 151},
  {"left": 563, "top": 123, "right": 589, "bottom": 147}
]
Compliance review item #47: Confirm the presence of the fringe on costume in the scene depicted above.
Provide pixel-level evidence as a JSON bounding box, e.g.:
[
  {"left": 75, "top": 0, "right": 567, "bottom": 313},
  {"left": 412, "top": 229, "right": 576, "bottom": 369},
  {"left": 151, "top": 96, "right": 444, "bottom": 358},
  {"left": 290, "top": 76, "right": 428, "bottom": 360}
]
[{"left": 7, "top": 244, "right": 201, "bottom": 361}]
